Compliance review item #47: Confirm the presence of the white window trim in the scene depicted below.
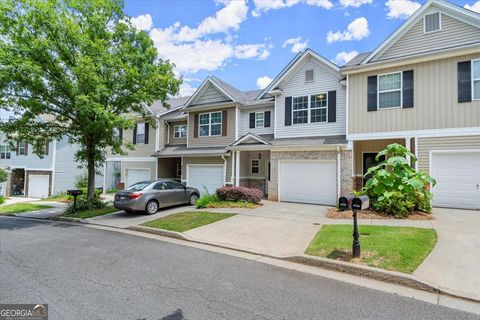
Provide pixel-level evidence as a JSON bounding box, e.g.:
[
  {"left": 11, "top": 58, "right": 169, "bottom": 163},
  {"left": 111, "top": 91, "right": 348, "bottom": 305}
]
[
  {"left": 136, "top": 123, "right": 146, "bottom": 144},
  {"left": 291, "top": 95, "right": 309, "bottom": 125},
  {"left": 174, "top": 124, "right": 187, "bottom": 138},
  {"left": 255, "top": 112, "right": 264, "bottom": 128},
  {"left": 423, "top": 11, "right": 442, "bottom": 34},
  {"left": 310, "top": 93, "right": 328, "bottom": 123},
  {"left": 251, "top": 159, "right": 260, "bottom": 174},
  {"left": 305, "top": 69, "right": 314, "bottom": 83},
  {"left": 198, "top": 111, "right": 222, "bottom": 137},
  {"left": 0, "top": 145, "right": 10, "bottom": 159},
  {"left": 472, "top": 59, "right": 480, "bottom": 101},
  {"left": 291, "top": 93, "right": 329, "bottom": 125},
  {"left": 18, "top": 142, "right": 27, "bottom": 156},
  {"left": 377, "top": 71, "right": 403, "bottom": 110}
]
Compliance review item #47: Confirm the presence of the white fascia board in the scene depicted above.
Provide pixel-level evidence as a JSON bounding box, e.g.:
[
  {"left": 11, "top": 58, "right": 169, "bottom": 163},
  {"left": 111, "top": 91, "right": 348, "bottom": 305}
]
[
  {"left": 347, "top": 127, "right": 480, "bottom": 140},
  {"left": 105, "top": 157, "right": 156, "bottom": 162}
]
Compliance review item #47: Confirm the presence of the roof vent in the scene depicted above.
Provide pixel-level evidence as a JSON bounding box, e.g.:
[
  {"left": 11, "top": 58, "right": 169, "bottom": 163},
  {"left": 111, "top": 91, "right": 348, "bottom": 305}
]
[
  {"left": 424, "top": 12, "right": 441, "bottom": 33},
  {"left": 305, "top": 69, "right": 314, "bottom": 82}
]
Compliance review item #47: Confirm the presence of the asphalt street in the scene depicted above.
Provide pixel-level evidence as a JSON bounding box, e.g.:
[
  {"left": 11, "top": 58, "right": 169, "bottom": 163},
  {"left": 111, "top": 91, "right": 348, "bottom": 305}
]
[{"left": 0, "top": 216, "right": 478, "bottom": 320}]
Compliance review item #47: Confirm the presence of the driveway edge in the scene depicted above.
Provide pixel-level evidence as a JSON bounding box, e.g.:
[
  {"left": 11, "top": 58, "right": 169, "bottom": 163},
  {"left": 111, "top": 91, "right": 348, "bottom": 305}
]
[{"left": 126, "top": 225, "right": 189, "bottom": 240}]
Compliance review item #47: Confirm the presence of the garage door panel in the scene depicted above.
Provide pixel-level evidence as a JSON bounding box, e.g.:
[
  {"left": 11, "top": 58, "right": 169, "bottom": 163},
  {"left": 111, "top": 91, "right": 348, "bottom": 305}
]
[
  {"left": 28, "top": 175, "right": 50, "bottom": 198},
  {"left": 188, "top": 165, "right": 224, "bottom": 195},
  {"left": 431, "top": 152, "right": 480, "bottom": 209},
  {"left": 125, "top": 169, "right": 151, "bottom": 188},
  {"left": 279, "top": 161, "right": 336, "bottom": 205}
]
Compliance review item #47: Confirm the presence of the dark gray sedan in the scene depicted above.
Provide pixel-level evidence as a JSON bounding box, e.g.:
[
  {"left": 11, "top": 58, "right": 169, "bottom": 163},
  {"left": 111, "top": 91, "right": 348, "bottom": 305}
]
[{"left": 113, "top": 179, "right": 200, "bottom": 215}]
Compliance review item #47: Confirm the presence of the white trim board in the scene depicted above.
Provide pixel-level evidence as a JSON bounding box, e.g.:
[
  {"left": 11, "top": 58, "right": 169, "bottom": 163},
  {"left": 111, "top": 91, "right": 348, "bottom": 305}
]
[
  {"left": 106, "top": 157, "right": 156, "bottom": 162},
  {"left": 348, "top": 127, "right": 480, "bottom": 140}
]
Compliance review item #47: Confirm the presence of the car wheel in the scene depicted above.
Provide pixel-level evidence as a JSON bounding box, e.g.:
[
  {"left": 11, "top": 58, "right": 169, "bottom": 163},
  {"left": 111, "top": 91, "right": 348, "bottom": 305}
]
[
  {"left": 189, "top": 193, "right": 199, "bottom": 205},
  {"left": 145, "top": 200, "right": 159, "bottom": 215}
]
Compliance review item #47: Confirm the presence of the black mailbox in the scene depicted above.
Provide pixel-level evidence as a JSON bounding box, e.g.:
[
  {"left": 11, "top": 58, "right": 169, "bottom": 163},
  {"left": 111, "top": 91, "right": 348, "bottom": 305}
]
[
  {"left": 67, "top": 189, "right": 83, "bottom": 196},
  {"left": 338, "top": 195, "right": 354, "bottom": 211},
  {"left": 352, "top": 196, "right": 369, "bottom": 211}
]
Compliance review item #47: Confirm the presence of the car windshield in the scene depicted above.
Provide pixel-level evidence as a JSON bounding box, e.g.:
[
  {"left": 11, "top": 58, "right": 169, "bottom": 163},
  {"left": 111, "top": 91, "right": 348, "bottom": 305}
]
[{"left": 125, "top": 182, "right": 150, "bottom": 191}]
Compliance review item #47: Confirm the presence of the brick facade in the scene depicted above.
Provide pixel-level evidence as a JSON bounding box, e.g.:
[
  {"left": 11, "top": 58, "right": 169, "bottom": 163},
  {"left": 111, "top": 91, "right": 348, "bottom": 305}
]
[
  {"left": 267, "top": 149, "right": 353, "bottom": 202},
  {"left": 240, "top": 178, "right": 267, "bottom": 196}
]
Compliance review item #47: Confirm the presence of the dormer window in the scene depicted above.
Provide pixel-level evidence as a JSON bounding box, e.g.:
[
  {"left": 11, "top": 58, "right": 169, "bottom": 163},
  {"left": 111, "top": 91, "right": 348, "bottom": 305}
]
[
  {"left": 305, "top": 70, "right": 314, "bottom": 83},
  {"left": 424, "top": 12, "right": 441, "bottom": 33}
]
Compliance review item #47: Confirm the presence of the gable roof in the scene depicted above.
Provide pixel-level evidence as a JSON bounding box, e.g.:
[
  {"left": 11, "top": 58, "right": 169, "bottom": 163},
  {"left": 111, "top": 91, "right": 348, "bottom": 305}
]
[
  {"left": 257, "top": 48, "right": 340, "bottom": 100},
  {"left": 183, "top": 76, "right": 240, "bottom": 108},
  {"left": 361, "top": 0, "right": 480, "bottom": 65},
  {"left": 230, "top": 133, "right": 272, "bottom": 147}
]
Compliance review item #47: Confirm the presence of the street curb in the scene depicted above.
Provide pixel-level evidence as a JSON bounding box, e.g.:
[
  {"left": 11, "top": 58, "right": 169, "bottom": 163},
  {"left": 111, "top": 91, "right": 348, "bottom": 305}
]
[
  {"left": 124, "top": 224, "right": 480, "bottom": 303},
  {"left": 49, "top": 216, "right": 87, "bottom": 223}
]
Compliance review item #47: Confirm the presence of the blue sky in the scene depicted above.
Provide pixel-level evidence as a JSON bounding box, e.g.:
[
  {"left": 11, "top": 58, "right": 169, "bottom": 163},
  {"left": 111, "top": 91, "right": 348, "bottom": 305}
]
[{"left": 124, "top": 0, "right": 480, "bottom": 96}]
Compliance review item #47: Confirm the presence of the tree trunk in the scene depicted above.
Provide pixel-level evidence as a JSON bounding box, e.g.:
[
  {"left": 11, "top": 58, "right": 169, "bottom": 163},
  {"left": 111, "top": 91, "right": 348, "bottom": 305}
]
[{"left": 86, "top": 141, "right": 96, "bottom": 201}]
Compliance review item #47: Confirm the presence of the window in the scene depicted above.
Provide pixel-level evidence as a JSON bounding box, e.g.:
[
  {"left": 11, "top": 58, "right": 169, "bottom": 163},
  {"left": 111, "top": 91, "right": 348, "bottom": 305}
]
[
  {"left": 251, "top": 159, "right": 260, "bottom": 174},
  {"left": 310, "top": 93, "right": 327, "bottom": 123},
  {"left": 167, "top": 180, "right": 185, "bottom": 190},
  {"left": 136, "top": 123, "right": 146, "bottom": 144},
  {"left": 378, "top": 72, "right": 402, "bottom": 109},
  {"left": 174, "top": 125, "right": 187, "bottom": 138},
  {"left": 424, "top": 12, "right": 441, "bottom": 33},
  {"left": 199, "top": 112, "right": 222, "bottom": 137},
  {"left": 176, "top": 162, "right": 182, "bottom": 177},
  {"left": 153, "top": 182, "right": 168, "bottom": 190},
  {"left": 0, "top": 145, "right": 10, "bottom": 159},
  {"left": 18, "top": 141, "right": 27, "bottom": 156},
  {"left": 305, "top": 69, "right": 314, "bottom": 82},
  {"left": 292, "top": 96, "right": 308, "bottom": 124},
  {"left": 473, "top": 60, "right": 480, "bottom": 100},
  {"left": 255, "top": 112, "right": 264, "bottom": 128}
]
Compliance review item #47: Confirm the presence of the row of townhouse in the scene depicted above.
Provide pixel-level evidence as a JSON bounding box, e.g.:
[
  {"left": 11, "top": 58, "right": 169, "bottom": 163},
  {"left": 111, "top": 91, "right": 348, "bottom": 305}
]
[{"left": 2, "top": 0, "right": 479, "bottom": 210}]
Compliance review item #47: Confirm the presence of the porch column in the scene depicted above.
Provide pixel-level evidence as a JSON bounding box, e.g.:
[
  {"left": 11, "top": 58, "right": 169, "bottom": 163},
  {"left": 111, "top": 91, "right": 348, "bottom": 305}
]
[
  {"left": 235, "top": 150, "right": 240, "bottom": 187},
  {"left": 231, "top": 151, "right": 235, "bottom": 184},
  {"left": 405, "top": 137, "right": 411, "bottom": 166}
]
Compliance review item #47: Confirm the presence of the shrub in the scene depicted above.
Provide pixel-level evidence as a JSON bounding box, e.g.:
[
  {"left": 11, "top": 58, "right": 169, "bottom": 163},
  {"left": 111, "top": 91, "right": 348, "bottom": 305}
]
[
  {"left": 362, "top": 143, "right": 436, "bottom": 218},
  {"left": 75, "top": 174, "right": 88, "bottom": 189},
  {"left": 0, "top": 196, "right": 5, "bottom": 205},
  {"left": 0, "top": 168, "right": 7, "bottom": 183},
  {"left": 196, "top": 193, "right": 219, "bottom": 209},
  {"left": 65, "top": 197, "right": 106, "bottom": 214},
  {"left": 216, "top": 186, "right": 263, "bottom": 204}
]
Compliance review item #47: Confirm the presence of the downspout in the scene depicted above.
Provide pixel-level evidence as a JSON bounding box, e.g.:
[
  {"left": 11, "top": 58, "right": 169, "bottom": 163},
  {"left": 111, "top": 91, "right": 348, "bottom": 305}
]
[
  {"left": 337, "top": 145, "right": 341, "bottom": 199},
  {"left": 221, "top": 155, "right": 227, "bottom": 186},
  {"left": 166, "top": 122, "right": 170, "bottom": 145}
]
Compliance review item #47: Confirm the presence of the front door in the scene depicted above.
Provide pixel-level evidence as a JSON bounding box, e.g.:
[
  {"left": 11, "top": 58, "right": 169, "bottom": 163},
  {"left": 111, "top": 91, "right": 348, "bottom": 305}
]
[{"left": 363, "top": 153, "right": 385, "bottom": 187}]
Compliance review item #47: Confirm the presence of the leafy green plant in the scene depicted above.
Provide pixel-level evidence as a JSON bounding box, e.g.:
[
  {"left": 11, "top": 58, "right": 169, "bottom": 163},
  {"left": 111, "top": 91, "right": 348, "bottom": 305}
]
[
  {"left": 195, "top": 193, "right": 220, "bottom": 209},
  {"left": 65, "top": 197, "right": 106, "bottom": 215},
  {"left": 75, "top": 174, "right": 88, "bottom": 189},
  {"left": 362, "top": 143, "right": 436, "bottom": 218},
  {"left": 0, "top": 168, "right": 7, "bottom": 183},
  {"left": 0, "top": 196, "right": 5, "bottom": 205}
]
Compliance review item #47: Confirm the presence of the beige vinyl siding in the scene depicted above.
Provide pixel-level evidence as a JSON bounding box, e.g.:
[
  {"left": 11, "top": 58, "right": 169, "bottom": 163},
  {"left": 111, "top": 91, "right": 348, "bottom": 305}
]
[
  {"left": 373, "top": 11, "right": 480, "bottom": 62},
  {"left": 157, "top": 158, "right": 180, "bottom": 179},
  {"left": 182, "top": 156, "right": 232, "bottom": 184},
  {"left": 276, "top": 57, "right": 346, "bottom": 138},
  {"left": 169, "top": 121, "right": 187, "bottom": 145},
  {"left": 193, "top": 83, "right": 230, "bottom": 105},
  {"left": 107, "top": 121, "right": 156, "bottom": 157},
  {"left": 353, "top": 139, "right": 405, "bottom": 175},
  {"left": 120, "top": 160, "right": 156, "bottom": 182},
  {"left": 239, "top": 151, "right": 269, "bottom": 178},
  {"left": 417, "top": 135, "right": 480, "bottom": 172},
  {"left": 239, "top": 106, "right": 275, "bottom": 136},
  {"left": 348, "top": 53, "right": 480, "bottom": 135},
  {"left": 188, "top": 107, "right": 236, "bottom": 147}
]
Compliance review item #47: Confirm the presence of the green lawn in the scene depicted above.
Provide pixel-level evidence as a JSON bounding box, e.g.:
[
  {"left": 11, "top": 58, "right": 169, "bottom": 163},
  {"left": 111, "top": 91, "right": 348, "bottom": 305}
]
[
  {"left": 305, "top": 225, "right": 437, "bottom": 273},
  {"left": 0, "top": 203, "right": 54, "bottom": 215},
  {"left": 64, "top": 207, "right": 119, "bottom": 219},
  {"left": 142, "top": 211, "right": 235, "bottom": 233},
  {"left": 42, "top": 193, "right": 69, "bottom": 202}
]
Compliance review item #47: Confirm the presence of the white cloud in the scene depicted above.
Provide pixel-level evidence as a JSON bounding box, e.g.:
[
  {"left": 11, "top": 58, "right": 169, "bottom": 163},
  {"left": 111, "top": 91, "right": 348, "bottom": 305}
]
[
  {"left": 130, "top": 14, "right": 154, "bottom": 31},
  {"left": 385, "top": 0, "right": 420, "bottom": 19},
  {"left": 282, "top": 37, "right": 308, "bottom": 53},
  {"left": 256, "top": 76, "right": 273, "bottom": 89},
  {"left": 326, "top": 17, "right": 370, "bottom": 43},
  {"left": 252, "top": 0, "right": 332, "bottom": 17},
  {"left": 148, "top": 0, "right": 271, "bottom": 74},
  {"left": 465, "top": 1, "right": 480, "bottom": 13},
  {"left": 179, "top": 82, "right": 197, "bottom": 97},
  {"left": 340, "top": 0, "right": 372, "bottom": 8},
  {"left": 335, "top": 50, "right": 358, "bottom": 64}
]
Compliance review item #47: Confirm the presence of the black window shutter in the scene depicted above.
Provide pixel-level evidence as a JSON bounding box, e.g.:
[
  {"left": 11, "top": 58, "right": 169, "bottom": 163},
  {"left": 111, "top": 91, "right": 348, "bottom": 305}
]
[
  {"left": 402, "top": 70, "right": 414, "bottom": 108},
  {"left": 367, "top": 76, "right": 377, "bottom": 111},
  {"left": 249, "top": 113, "right": 255, "bottom": 128},
  {"left": 285, "top": 97, "right": 292, "bottom": 126},
  {"left": 222, "top": 110, "right": 228, "bottom": 136},
  {"left": 118, "top": 128, "right": 123, "bottom": 141},
  {"left": 133, "top": 124, "right": 137, "bottom": 144},
  {"left": 264, "top": 111, "right": 271, "bottom": 127},
  {"left": 327, "top": 90, "right": 336, "bottom": 122},
  {"left": 458, "top": 61, "right": 472, "bottom": 103},
  {"left": 144, "top": 123, "right": 149, "bottom": 144}
]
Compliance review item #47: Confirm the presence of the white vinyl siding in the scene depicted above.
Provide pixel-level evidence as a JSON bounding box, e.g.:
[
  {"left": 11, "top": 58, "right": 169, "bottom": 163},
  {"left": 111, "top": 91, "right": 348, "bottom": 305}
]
[
  {"left": 239, "top": 106, "right": 274, "bottom": 136},
  {"left": 473, "top": 59, "right": 480, "bottom": 100},
  {"left": 276, "top": 58, "right": 346, "bottom": 138},
  {"left": 378, "top": 72, "right": 402, "bottom": 109}
]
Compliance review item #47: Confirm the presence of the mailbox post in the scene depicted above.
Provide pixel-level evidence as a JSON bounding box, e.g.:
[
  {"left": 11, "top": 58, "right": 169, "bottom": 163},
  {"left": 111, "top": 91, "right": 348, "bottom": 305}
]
[
  {"left": 351, "top": 196, "right": 369, "bottom": 258},
  {"left": 67, "top": 189, "right": 83, "bottom": 213}
]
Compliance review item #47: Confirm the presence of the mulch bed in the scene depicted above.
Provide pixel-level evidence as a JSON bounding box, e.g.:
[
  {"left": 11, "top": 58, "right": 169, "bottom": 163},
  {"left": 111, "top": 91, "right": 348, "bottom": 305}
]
[{"left": 327, "top": 208, "right": 434, "bottom": 220}]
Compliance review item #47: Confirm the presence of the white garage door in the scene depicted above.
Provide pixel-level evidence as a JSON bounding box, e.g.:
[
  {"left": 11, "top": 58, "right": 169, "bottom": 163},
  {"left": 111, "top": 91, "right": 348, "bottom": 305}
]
[
  {"left": 279, "top": 160, "right": 337, "bottom": 205},
  {"left": 187, "top": 165, "right": 224, "bottom": 195},
  {"left": 431, "top": 152, "right": 480, "bottom": 209},
  {"left": 28, "top": 175, "right": 50, "bottom": 198},
  {"left": 125, "top": 169, "right": 151, "bottom": 188}
]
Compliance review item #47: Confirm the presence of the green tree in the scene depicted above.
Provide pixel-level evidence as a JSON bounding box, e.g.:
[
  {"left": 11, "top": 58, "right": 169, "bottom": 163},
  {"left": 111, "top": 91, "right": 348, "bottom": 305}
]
[
  {"left": 0, "top": 0, "right": 180, "bottom": 200},
  {"left": 0, "top": 168, "right": 7, "bottom": 184},
  {"left": 362, "top": 143, "right": 436, "bottom": 218}
]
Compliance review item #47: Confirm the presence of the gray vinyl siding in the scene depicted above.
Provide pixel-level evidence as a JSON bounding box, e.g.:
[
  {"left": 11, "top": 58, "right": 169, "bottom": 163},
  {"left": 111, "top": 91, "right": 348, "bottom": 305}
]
[
  {"left": 182, "top": 156, "right": 232, "bottom": 184},
  {"left": 168, "top": 121, "right": 187, "bottom": 145},
  {"left": 417, "top": 135, "right": 480, "bottom": 173},
  {"left": 239, "top": 106, "right": 275, "bottom": 136},
  {"left": 53, "top": 138, "right": 86, "bottom": 194},
  {"left": 348, "top": 53, "right": 480, "bottom": 135},
  {"left": 188, "top": 107, "right": 236, "bottom": 147},
  {"left": 7, "top": 141, "right": 54, "bottom": 170},
  {"left": 372, "top": 10, "right": 480, "bottom": 62},
  {"left": 275, "top": 57, "right": 346, "bottom": 138},
  {"left": 193, "top": 83, "right": 230, "bottom": 105}
]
